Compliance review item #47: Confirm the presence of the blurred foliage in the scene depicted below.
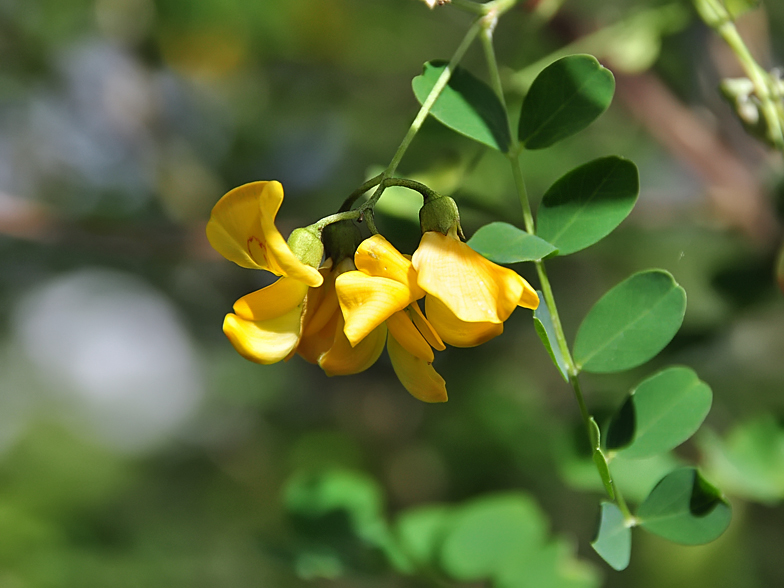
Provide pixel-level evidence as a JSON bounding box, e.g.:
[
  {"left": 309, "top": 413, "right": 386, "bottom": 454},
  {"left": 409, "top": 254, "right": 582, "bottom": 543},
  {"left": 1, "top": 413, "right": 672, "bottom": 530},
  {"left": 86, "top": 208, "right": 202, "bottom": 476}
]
[{"left": 0, "top": 0, "right": 783, "bottom": 586}]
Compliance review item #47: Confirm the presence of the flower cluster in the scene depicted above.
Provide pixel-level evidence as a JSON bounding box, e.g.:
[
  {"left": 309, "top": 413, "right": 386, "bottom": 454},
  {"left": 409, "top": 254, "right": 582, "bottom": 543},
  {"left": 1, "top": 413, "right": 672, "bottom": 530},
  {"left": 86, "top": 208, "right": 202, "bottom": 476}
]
[{"left": 206, "top": 180, "right": 539, "bottom": 403}]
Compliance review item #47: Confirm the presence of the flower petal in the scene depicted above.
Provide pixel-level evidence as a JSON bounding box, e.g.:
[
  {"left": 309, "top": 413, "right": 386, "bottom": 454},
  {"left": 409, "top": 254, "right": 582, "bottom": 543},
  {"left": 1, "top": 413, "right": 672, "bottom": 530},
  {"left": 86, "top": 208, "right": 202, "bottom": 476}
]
[
  {"left": 386, "top": 310, "right": 434, "bottom": 362},
  {"left": 387, "top": 334, "right": 447, "bottom": 403},
  {"left": 319, "top": 313, "right": 387, "bottom": 376},
  {"left": 425, "top": 294, "right": 503, "bottom": 347},
  {"left": 413, "top": 231, "right": 536, "bottom": 323},
  {"left": 336, "top": 272, "right": 412, "bottom": 346},
  {"left": 298, "top": 312, "right": 340, "bottom": 365},
  {"left": 223, "top": 305, "right": 303, "bottom": 365},
  {"left": 354, "top": 235, "right": 424, "bottom": 298},
  {"left": 232, "top": 277, "right": 309, "bottom": 321},
  {"left": 206, "top": 181, "right": 322, "bottom": 287},
  {"left": 407, "top": 302, "right": 445, "bottom": 351}
]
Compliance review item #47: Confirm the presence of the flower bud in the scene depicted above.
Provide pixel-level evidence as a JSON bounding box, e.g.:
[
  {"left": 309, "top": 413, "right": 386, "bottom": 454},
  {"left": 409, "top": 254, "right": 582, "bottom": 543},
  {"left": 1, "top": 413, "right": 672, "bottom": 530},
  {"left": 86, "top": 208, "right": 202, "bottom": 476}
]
[
  {"left": 419, "top": 194, "right": 465, "bottom": 239},
  {"left": 287, "top": 227, "right": 324, "bottom": 270},
  {"left": 322, "top": 220, "right": 363, "bottom": 265}
]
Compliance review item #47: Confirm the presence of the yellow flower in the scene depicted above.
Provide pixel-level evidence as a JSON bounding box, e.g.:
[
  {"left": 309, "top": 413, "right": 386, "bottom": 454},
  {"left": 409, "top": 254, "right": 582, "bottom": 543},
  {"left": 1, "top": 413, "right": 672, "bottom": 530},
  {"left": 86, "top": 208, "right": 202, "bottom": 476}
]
[
  {"left": 206, "top": 181, "right": 323, "bottom": 364},
  {"left": 206, "top": 181, "right": 323, "bottom": 287},
  {"left": 336, "top": 235, "right": 448, "bottom": 403},
  {"left": 412, "top": 227, "right": 539, "bottom": 347},
  {"left": 297, "top": 258, "right": 388, "bottom": 376}
]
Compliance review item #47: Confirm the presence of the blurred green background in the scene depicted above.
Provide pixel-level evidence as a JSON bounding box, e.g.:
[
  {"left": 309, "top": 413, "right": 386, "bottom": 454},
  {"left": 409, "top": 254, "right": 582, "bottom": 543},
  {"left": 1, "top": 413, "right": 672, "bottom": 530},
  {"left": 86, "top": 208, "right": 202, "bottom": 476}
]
[{"left": 0, "top": 0, "right": 783, "bottom": 586}]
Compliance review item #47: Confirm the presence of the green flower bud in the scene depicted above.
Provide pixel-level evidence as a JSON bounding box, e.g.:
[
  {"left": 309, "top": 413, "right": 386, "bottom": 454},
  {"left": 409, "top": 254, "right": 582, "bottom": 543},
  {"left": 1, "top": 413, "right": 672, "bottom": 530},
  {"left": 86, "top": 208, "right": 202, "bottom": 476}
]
[
  {"left": 322, "top": 219, "right": 363, "bottom": 265},
  {"left": 419, "top": 194, "right": 465, "bottom": 239},
  {"left": 287, "top": 227, "right": 324, "bottom": 270}
]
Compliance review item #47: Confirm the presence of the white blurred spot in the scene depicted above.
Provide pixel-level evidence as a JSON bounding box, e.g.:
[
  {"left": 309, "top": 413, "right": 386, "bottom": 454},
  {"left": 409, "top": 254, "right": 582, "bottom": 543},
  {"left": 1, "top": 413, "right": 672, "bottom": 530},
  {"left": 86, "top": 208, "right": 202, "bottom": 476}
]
[{"left": 13, "top": 269, "right": 203, "bottom": 451}]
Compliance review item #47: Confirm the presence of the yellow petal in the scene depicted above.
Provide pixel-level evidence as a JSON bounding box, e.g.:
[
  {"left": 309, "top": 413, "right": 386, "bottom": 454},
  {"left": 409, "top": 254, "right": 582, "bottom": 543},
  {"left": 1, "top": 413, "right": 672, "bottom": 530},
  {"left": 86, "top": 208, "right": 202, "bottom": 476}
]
[
  {"left": 425, "top": 295, "right": 503, "bottom": 347},
  {"left": 354, "top": 235, "right": 424, "bottom": 298},
  {"left": 386, "top": 310, "right": 433, "bottom": 362},
  {"left": 407, "top": 302, "right": 445, "bottom": 351},
  {"left": 319, "top": 313, "right": 387, "bottom": 376},
  {"left": 387, "top": 334, "right": 447, "bottom": 403},
  {"left": 519, "top": 283, "right": 540, "bottom": 310},
  {"left": 206, "top": 181, "right": 322, "bottom": 287},
  {"left": 413, "top": 231, "right": 536, "bottom": 323},
  {"left": 298, "top": 311, "right": 340, "bottom": 365},
  {"left": 336, "top": 272, "right": 412, "bottom": 346},
  {"left": 223, "top": 304, "right": 303, "bottom": 365},
  {"left": 232, "top": 277, "right": 309, "bottom": 321}
]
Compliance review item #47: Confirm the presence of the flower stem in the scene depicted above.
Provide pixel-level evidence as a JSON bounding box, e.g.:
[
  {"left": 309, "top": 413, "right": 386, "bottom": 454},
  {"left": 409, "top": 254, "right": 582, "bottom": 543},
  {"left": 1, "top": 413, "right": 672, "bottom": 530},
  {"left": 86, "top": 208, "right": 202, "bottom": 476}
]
[
  {"left": 339, "top": 173, "right": 384, "bottom": 212},
  {"left": 364, "top": 15, "right": 484, "bottom": 210}
]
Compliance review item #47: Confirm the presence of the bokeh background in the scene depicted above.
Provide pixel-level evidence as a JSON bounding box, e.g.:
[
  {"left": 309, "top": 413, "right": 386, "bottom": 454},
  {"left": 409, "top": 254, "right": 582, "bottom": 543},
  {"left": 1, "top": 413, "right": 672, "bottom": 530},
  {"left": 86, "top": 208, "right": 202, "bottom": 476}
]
[{"left": 1, "top": 0, "right": 783, "bottom": 586}]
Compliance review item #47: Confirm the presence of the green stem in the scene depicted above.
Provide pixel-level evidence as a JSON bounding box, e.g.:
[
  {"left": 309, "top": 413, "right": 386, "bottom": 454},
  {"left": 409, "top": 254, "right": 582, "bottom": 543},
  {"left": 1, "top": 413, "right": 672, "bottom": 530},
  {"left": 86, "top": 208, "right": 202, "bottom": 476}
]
[
  {"left": 364, "top": 15, "right": 484, "bottom": 211},
  {"left": 311, "top": 210, "right": 361, "bottom": 232},
  {"left": 382, "top": 177, "right": 439, "bottom": 200},
  {"left": 449, "top": 0, "right": 486, "bottom": 15},
  {"left": 695, "top": 0, "right": 784, "bottom": 152},
  {"left": 482, "top": 18, "right": 635, "bottom": 524},
  {"left": 339, "top": 173, "right": 384, "bottom": 212}
]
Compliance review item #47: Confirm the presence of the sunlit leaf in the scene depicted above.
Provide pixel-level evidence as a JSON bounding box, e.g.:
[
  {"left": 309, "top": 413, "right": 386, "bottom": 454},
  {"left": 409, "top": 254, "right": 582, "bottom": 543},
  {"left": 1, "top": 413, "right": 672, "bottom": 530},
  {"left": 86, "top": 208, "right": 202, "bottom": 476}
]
[
  {"left": 533, "top": 292, "right": 570, "bottom": 381},
  {"left": 413, "top": 61, "right": 511, "bottom": 152},
  {"left": 637, "top": 468, "right": 731, "bottom": 545},
  {"left": 590, "top": 502, "right": 631, "bottom": 571},
  {"left": 607, "top": 367, "right": 712, "bottom": 459},
  {"left": 439, "top": 493, "right": 547, "bottom": 581},
  {"left": 536, "top": 156, "right": 639, "bottom": 255},
  {"left": 519, "top": 55, "right": 615, "bottom": 149},
  {"left": 468, "top": 222, "right": 557, "bottom": 263},
  {"left": 574, "top": 270, "right": 686, "bottom": 373},
  {"left": 496, "top": 538, "right": 600, "bottom": 588}
]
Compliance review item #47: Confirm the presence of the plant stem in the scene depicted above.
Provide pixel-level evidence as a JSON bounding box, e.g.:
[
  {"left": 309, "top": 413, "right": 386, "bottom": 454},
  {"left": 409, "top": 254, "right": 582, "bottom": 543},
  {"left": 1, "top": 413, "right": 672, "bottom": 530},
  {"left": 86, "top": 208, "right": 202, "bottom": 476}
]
[
  {"left": 364, "top": 15, "right": 484, "bottom": 210},
  {"left": 339, "top": 173, "right": 384, "bottom": 212},
  {"left": 482, "top": 17, "right": 636, "bottom": 524},
  {"left": 694, "top": 0, "right": 784, "bottom": 152}
]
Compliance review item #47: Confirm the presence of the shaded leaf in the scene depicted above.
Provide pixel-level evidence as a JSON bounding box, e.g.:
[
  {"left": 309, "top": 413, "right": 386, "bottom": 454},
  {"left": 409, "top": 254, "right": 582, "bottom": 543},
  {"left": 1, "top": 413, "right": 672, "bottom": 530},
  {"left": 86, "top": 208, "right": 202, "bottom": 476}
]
[
  {"left": 607, "top": 367, "right": 712, "bottom": 459},
  {"left": 395, "top": 505, "right": 452, "bottom": 569},
  {"left": 574, "top": 270, "right": 686, "bottom": 373},
  {"left": 637, "top": 468, "right": 731, "bottom": 545},
  {"left": 519, "top": 55, "right": 615, "bottom": 149},
  {"left": 468, "top": 222, "right": 557, "bottom": 263},
  {"left": 699, "top": 415, "right": 784, "bottom": 503},
  {"left": 413, "top": 61, "right": 511, "bottom": 151},
  {"left": 590, "top": 502, "right": 631, "bottom": 571},
  {"left": 536, "top": 156, "right": 639, "bottom": 255},
  {"left": 589, "top": 417, "right": 615, "bottom": 500}
]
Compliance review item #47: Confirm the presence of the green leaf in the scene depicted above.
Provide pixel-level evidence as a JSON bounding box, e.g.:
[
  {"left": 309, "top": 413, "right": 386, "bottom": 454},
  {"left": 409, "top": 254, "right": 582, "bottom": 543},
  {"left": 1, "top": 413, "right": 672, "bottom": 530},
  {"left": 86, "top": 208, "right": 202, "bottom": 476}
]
[
  {"left": 395, "top": 505, "right": 452, "bottom": 569},
  {"left": 519, "top": 54, "right": 615, "bottom": 149},
  {"left": 699, "top": 415, "right": 784, "bottom": 503},
  {"left": 536, "top": 156, "right": 639, "bottom": 255},
  {"left": 468, "top": 222, "right": 557, "bottom": 263},
  {"left": 496, "top": 539, "right": 601, "bottom": 588},
  {"left": 589, "top": 418, "right": 615, "bottom": 500},
  {"left": 607, "top": 367, "right": 712, "bottom": 459},
  {"left": 533, "top": 292, "right": 570, "bottom": 382},
  {"left": 590, "top": 502, "right": 631, "bottom": 571},
  {"left": 637, "top": 468, "right": 731, "bottom": 545},
  {"left": 574, "top": 270, "right": 687, "bottom": 373},
  {"left": 439, "top": 493, "right": 547, "bottom": 581},
  {"left": 413, "top": 61, "right": 511, "bottom": 152}
]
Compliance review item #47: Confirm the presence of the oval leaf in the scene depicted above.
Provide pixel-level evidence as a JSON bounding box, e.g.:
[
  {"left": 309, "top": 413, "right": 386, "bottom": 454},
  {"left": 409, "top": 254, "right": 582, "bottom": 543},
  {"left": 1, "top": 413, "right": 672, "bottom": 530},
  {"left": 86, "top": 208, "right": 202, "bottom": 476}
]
[
  {"left": 637, "top": 468, "right": 731, "bottom": 545},
  {"left": 439, "top": 494, "right": 547, "bottom": 581},
  {"left": 533, "top": 291, "right": 570, "bottom": 382},
  {"left": 591, "top": 502, "right": 631, "bottom": 571},
  {"left": 468, "top": 222, "right": 557, "bottom": 263},
  {"left": 607, "top": 367, "right": 713, "bottom": 459},
  {"left": 395, "top": 505, "right": 452, "bottom": 570},
  {"left": 519, "top": 54, "right": 615, "bottom": 149},
  {"left": 413, "top": 61, "right": 511, "bottom": 152},
  {"left": 574, "top": 270, "right": 686, "bottom": 373},
  {"left": 536, "top": 156, "right": 639, "bottom": 255}
]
